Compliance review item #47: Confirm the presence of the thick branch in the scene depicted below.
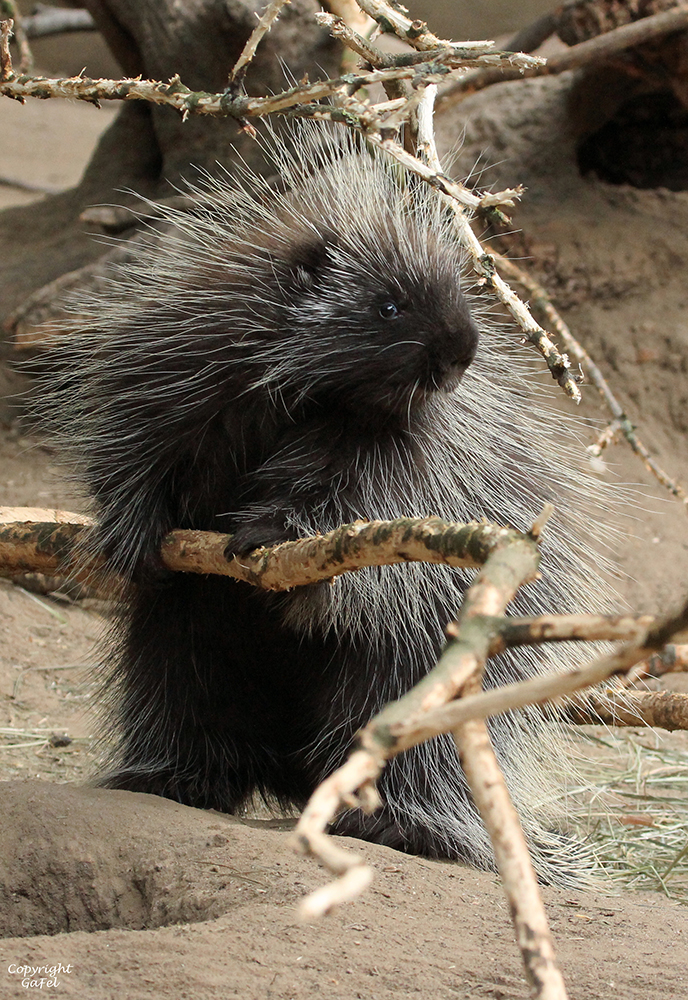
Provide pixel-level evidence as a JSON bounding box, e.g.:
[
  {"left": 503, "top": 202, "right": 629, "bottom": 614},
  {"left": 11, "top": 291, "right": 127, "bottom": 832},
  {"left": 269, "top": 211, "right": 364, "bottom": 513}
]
[
  {"left": 295, "top": 510, "right": 577, "bottom": 996},
  {"left": 454, "top": 718, "right": 568, "bottom": 1000},
  {"left": 0, "top": 508, "right": 520, "bottom": 593},
  {"left": 566, "top": 689, "right": 688, "bottom": 730}
]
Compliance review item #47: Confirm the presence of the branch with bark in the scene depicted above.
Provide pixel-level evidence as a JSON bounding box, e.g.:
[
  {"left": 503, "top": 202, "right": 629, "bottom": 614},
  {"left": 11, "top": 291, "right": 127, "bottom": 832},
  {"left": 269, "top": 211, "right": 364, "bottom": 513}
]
[
  {"left": 0, "top": 507, "right": 525, "bottom": 593},
  {"left": 566, "top": 688, "right": 688, "bottom": 730}
]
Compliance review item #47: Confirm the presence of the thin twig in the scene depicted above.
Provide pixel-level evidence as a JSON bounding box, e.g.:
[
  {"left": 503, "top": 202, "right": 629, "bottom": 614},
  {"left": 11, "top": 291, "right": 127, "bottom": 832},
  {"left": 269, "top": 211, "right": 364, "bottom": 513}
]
[
  {"left": 493, "top": 252, "right": 688, "bottom": 506},
  {"left": 0, "top": 17, "right": 12, "bottom": 81},
  {"left": 586, "top": 418, "right": 622, "bottom": 458},
  {"left": 228, "top": 0, "right": 292, "bottom": 85},
  {"left": 315, "top": 11, "right": 385, "bottom": 65},
  {"left": 438, "top": 3, "right": 688, "bottom": 109},
  {"left": 354, "top": 0, "right": 491, "bottom": 52},
  {"left": 0, "top": 3, "right": 32, "bottom": 72},
  {"left": 316, "top": 13, "right": 543, "bottom": 72}
]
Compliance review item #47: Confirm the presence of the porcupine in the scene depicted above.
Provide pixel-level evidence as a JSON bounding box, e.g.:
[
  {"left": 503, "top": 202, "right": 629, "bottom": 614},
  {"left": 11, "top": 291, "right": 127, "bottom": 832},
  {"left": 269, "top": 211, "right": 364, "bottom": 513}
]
[{"left": 43, "top": 124, "right": 615, "bottom": 884}]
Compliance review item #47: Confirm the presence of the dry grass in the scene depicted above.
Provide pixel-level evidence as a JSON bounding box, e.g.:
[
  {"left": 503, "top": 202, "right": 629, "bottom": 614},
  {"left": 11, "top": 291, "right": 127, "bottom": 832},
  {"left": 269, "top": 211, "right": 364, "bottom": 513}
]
[{"left": 569, "top": 726, "right": 688, "bottom": 904}]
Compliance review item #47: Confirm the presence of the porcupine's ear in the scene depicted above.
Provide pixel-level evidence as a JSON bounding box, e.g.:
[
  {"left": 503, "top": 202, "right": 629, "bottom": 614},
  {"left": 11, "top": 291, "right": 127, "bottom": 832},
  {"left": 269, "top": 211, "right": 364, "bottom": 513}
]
[{"left": 286, "top": 231, "right": 338, "bottom": 292}]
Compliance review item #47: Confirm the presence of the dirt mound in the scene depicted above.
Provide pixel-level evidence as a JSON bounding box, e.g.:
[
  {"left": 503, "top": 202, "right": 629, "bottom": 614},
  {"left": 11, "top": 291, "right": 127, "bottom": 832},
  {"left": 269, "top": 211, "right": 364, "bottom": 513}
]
[
  {"left": 0, "top": 780, "right": 686, "bottom": 1000},
  {"left": 0, "top": 781, "right": 271, "bottom": 938}
]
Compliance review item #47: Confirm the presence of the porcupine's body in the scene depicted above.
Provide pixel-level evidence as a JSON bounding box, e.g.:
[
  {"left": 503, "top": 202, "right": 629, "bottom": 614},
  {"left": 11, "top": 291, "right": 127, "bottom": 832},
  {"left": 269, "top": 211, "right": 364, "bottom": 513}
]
[{"left": 46, "top": 126, "right": 614, "bottom": 883}]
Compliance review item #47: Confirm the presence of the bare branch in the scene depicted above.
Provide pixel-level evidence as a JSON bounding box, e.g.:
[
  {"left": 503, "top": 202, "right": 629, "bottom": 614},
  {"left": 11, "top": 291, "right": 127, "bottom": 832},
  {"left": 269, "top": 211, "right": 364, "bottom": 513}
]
[
  {"left": 480, "top": 611, "right": 660, "bottom": 651},
  {"left": 0, "top": 46, "right": 539, "bottom": 121},
  {"left": 294, "top": 512, "right": 576, "bottom": 994},
  {"left": 0, "top": 18, "right": 12, "bottom": 81},
  {"left": 454, "top": 718, "right": 568, "bottom": 1000},
  {"left": 0, "top": 509, "right": 525, "bottom": 593},
  {"left": 566, "top": 689, "right": 688, "bottom": 730},
  {"left": 354, "top": 0, "right": 491, "bottom": 52},
  {"left": 412, "top": 603, "right": 688, "bottom": 744},
  {"left": 0, "top": 45, "right": 544, "bottom": 117},
  {"left": 293, "top": 554, "right": 688, "bottom": 917},
  {"left": 316, "top": 12, "right": 544, "bottom": 72},
  {"left": 228, "top": 0, "right": 292, "bottom": 86},
  {"left": 294, "top": 519, "right": 544, "bottom": 910}
]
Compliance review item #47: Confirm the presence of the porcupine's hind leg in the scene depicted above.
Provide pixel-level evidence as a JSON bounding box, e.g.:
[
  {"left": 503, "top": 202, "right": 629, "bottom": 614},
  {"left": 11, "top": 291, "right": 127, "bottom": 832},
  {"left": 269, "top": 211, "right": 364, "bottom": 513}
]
[{"left": 96, "top": 573, "right": 322, "bottom": 812}]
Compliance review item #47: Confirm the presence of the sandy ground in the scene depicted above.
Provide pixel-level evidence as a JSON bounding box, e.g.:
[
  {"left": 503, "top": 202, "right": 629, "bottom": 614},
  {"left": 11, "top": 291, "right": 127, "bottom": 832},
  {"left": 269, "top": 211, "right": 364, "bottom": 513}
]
[{"left": 1, "top": 34, "right": 688, "bottom": 1000}]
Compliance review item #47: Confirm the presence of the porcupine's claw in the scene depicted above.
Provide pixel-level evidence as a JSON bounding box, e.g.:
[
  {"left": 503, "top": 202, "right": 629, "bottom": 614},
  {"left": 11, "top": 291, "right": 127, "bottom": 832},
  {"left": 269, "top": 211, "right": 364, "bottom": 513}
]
[{"left": 223, "top": 516, "right": 302, "bottom": 558}]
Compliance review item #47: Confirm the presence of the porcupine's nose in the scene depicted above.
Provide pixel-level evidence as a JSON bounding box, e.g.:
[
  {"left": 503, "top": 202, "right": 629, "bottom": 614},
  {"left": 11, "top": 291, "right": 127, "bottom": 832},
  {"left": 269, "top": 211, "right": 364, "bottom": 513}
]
[{"left": 432, "top": 310, "right": 480, "bottom": 391}]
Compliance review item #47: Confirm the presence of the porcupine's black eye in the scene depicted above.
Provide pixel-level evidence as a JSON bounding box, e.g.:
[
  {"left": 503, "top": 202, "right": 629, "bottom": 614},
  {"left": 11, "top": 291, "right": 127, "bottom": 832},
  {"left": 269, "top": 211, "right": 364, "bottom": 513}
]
[{"left": 378, "top": 301, "right": 400, "bottom": 320}]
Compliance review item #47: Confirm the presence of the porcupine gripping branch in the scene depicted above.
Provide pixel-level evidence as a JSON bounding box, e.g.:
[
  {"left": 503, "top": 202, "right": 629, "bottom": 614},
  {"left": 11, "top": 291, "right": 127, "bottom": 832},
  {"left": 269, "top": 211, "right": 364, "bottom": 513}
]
[{"left": 0, "top": 7, "right": 585, "bottom": 401}]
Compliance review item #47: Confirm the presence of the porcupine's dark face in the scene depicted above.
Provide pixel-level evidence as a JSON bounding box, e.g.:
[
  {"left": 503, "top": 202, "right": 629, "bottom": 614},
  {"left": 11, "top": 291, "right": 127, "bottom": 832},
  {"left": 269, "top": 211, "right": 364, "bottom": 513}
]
[{"left": 277, "top": 231, "right": 480, "bottom": 423}]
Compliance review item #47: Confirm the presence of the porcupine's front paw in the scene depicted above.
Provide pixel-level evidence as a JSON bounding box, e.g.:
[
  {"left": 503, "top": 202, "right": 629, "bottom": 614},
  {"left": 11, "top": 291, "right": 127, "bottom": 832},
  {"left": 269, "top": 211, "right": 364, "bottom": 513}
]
[{"left": 224, "top": 515, "right": 302, "bottom": 559}]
